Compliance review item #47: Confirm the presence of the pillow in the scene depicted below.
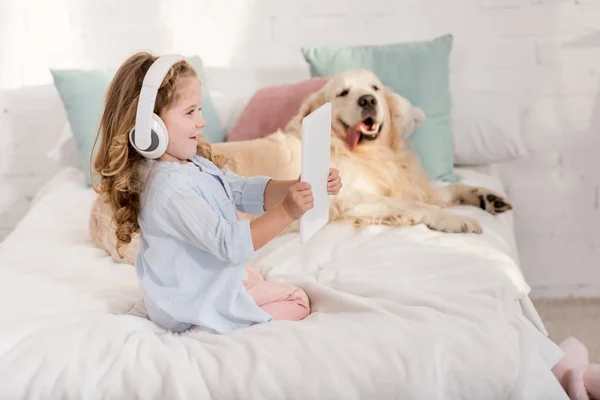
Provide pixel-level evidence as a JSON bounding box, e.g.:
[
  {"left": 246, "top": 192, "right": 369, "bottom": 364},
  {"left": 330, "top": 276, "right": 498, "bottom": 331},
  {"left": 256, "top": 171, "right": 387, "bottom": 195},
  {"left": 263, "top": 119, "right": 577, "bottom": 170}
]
[
  {"left": 302, "top": 34, "right": 455, "bottom": 182},
  {"left": 451, "top": 90, "right": 528, "bottom": 165},
  {"left": 228, "top": 78, "right": 329, "bottom": 142},
  {"left": 51, "top": 55, "right": 224, "bottom": 186},
  {"left": 46, "top": 122, "right": 82, "bottom": 169}
]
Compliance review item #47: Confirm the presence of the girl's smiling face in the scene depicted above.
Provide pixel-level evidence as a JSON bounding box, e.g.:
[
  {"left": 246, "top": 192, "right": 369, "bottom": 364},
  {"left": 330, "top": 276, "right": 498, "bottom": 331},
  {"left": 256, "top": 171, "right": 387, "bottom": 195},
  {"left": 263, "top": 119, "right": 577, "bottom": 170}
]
[{"left": 158, "top": 76, "right": 205, "bottom": 163}]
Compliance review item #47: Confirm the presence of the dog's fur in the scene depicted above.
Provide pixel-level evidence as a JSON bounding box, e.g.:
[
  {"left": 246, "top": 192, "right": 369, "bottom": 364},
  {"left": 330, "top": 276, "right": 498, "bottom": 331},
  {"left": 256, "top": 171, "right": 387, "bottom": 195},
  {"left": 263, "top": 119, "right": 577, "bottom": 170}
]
[{"left": 89, "top": 69, "right": 512, "bottom": 265}]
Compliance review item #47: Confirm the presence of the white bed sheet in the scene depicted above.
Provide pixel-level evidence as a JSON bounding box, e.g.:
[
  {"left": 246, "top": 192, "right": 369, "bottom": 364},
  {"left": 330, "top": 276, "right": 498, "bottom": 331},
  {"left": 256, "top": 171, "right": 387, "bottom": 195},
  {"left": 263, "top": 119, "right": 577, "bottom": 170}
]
[{"left": 0, "top": 167, "right": 568, "bottom": 400}]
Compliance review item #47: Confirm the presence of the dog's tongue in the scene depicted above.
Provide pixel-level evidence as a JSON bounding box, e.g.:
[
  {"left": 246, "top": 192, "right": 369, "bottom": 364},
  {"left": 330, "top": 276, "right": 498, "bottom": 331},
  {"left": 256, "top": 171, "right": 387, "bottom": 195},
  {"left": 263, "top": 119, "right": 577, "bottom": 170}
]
[{"left": 346, "top": 126, "right": 361, "bottom": 151}]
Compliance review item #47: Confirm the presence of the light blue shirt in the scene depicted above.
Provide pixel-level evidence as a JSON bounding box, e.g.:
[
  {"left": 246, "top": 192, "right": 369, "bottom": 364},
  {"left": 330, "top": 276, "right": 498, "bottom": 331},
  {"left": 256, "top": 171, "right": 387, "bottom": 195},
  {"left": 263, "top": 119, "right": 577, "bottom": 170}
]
[{"left": 135, "top": 155, "right": 274, "bottom": 334}]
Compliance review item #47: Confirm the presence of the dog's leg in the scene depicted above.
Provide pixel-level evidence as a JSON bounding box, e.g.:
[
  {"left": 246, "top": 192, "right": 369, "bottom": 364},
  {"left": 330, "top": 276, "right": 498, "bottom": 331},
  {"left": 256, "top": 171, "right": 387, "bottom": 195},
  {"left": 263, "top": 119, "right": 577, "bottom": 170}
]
[
  {"left": 341, "top": 195, "right": 482, "bottom": 234},
  {"left": 433, "top": 184, "right": 513, "bottom": 215},
  {"left": 244, "top": 193, "right": 482, "bottom": 235},
  {"left": 276, "top": 195, "right": 421, "bottom": 234},
  {"left": 342, "top": 197, "right": 425, "bottom": 229},
  {"left": 418, "top": 205, "right": 482, "bottom": 234}
]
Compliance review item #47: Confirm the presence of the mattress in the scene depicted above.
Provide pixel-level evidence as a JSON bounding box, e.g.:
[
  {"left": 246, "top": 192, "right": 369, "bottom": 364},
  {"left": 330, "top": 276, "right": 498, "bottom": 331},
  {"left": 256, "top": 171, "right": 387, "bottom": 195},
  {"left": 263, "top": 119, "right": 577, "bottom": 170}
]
[{"left": 0, "top": 167, "right": 568, "bottom": 400}]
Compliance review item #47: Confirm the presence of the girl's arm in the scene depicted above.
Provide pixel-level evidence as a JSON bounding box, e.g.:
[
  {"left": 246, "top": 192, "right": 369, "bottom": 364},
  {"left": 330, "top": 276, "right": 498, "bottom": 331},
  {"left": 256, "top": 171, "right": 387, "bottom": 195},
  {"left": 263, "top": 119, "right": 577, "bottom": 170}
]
[
  {"left": 263, "top": 179, "right": 298, "bottom": 211},
  {"left": 161, "top": 180, "right": 310, "bottom": 264},
  {"left": 264, "top": 168, "right": 342, "bottom": 211},
  {"left": 220, "top": 168, "right": 270, "bottom": 216},
  {"left": 222, "top": 167, "right": 341, "bottom": 214},
  {"left": 220, "top": 166, "right": 299, "bottom": 212},
  {"left": 250, "top": 181, "right": 313, "bottom": 250},
  {"left": 249, "top": 203, "right": 294, "bottom": 250}
]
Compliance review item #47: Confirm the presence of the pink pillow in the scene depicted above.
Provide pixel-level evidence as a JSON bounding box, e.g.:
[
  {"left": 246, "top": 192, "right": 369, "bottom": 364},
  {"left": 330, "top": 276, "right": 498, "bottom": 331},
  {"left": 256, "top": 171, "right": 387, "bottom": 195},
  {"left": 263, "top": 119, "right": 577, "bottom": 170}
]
[{"left": 228, "top": 77, "right": 329, "bottom": 142}]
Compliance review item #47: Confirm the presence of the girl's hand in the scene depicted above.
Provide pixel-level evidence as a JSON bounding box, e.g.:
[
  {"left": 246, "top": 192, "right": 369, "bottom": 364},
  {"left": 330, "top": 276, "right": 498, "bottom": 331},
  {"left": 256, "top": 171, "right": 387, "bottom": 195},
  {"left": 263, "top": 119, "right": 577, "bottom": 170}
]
[
  {"left": 327, "top": 168, "right": 342, "bottom": 195},
  {"left": 282, "top": 182, "right": 314, "bottom": 220}
]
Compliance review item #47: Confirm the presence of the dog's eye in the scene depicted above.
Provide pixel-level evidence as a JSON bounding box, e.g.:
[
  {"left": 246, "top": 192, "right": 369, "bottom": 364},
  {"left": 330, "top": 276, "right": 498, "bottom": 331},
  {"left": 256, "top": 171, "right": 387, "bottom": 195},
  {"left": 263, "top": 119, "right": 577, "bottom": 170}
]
[
  {"left": 338, "top": 89, "right": 349, "bottom": 97},
  {"left": 372, "top": 85, "right": 379, "bottom": 91}
]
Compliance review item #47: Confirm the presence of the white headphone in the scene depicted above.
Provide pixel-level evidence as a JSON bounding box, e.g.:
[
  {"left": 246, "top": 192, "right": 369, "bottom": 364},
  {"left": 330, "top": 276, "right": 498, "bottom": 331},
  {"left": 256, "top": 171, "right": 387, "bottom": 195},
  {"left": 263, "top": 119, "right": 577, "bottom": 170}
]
[{"left": 129, "top": 54, "right": 186, "bottom": 159}]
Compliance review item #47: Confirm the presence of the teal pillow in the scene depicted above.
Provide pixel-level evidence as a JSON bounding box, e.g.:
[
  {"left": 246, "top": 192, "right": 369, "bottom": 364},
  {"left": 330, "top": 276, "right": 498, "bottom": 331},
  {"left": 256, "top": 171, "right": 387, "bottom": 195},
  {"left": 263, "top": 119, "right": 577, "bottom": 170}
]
[
  {"left": 51, "top": 56, "right": 225, "bottom": 187},
  {"left": 301, "top": 34, "right": 456, "bottom": 182}
]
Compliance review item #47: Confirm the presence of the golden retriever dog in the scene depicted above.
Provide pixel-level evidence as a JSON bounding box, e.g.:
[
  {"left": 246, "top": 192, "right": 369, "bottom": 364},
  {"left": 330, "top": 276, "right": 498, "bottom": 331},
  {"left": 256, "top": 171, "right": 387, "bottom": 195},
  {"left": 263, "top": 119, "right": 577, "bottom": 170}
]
[{"left": 89, "top": 69, "right": 512, "bottom": 265}]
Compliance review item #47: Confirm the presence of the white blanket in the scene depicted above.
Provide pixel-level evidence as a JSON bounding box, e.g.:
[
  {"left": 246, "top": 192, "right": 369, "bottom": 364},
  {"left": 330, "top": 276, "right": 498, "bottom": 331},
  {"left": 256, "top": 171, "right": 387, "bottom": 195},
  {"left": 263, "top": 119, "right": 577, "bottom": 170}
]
[{"left": 0, "top": 167, "right": 568, "bottom": 400}]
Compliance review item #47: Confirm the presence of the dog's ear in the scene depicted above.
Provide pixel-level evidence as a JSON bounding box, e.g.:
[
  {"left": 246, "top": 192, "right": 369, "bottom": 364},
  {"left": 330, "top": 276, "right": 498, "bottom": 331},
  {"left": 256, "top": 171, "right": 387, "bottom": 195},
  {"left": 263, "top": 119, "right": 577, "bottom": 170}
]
[
  {"left": 411, "top": 106, "right": 426, "bottom": 130},
  {"left": 283, "top": 89, "right": 326, "bottom": 133},
  {"left": 385, "top": 88, "right": 426, "bottom": 151}
]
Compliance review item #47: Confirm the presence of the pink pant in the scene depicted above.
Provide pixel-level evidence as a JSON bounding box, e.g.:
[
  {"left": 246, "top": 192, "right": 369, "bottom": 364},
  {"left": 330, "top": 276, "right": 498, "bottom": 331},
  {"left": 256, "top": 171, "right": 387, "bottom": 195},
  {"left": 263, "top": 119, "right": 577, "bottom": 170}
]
[{"left": 243, "top": 267, "right": 310, "bottom": 321}]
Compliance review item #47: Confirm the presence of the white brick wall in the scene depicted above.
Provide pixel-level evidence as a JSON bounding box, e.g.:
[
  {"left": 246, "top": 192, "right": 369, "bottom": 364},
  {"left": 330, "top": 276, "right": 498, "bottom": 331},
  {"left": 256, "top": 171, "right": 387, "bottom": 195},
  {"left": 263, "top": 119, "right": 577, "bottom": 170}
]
[{"left": 1, "top": 0, "right": 599, "bottom": 297}]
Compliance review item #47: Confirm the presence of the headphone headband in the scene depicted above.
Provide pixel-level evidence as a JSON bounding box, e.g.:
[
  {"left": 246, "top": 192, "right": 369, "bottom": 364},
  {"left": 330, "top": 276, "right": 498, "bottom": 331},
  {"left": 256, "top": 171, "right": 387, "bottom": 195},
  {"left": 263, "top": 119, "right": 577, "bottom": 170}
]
[{"left": 132, "top": 54, "right": 186, "bottom": 151}]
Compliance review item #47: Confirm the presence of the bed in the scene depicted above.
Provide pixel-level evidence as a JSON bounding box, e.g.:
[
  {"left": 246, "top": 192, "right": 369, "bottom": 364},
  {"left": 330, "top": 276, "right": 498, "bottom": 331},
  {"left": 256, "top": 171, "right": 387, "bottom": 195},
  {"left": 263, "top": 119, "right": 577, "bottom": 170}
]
[{"left": 0, "top": 162, "right": 568, "bottom": 399}]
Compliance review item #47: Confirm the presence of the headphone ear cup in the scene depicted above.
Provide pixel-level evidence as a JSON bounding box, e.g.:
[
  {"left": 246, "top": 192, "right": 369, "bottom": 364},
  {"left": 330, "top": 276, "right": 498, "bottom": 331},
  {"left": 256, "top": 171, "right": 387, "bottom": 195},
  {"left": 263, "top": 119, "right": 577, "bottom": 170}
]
[
  {"left": 150, "top": 114, "right": 169, "bottom": 158},
  {"left": 129, "top": 114, "right": 169, "bottom": 159}
]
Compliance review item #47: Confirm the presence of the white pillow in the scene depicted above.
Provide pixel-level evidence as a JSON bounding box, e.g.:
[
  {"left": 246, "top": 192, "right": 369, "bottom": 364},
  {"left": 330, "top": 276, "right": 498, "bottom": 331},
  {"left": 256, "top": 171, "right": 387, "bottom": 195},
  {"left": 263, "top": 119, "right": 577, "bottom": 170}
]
[
  {"left": 451, "top": 90, "right": 528, "bottom": 165},
  {"left": 47, "top": 122, "right": 82, "bottom": 169}
]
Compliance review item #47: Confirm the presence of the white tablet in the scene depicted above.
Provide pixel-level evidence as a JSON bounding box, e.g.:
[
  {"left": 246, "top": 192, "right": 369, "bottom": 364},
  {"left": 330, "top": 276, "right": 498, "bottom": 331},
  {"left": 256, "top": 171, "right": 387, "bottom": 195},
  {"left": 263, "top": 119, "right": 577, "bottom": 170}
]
[{"left": 300, "top": 102, "right": 332, "bottom": 243}]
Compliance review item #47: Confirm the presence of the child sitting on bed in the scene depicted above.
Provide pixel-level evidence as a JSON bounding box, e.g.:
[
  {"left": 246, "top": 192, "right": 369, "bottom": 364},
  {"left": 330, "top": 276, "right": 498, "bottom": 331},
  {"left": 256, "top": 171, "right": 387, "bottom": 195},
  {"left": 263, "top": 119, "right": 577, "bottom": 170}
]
[{"left": 91, "top": 52, "right": 342, "bottom": 334}]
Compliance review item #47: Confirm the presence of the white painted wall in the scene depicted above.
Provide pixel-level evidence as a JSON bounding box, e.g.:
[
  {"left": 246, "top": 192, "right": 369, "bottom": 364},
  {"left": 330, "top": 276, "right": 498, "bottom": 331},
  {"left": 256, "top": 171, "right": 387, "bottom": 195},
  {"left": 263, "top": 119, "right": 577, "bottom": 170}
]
[{"left": 1, "top": 0, "right": 599, "bottom": 297}]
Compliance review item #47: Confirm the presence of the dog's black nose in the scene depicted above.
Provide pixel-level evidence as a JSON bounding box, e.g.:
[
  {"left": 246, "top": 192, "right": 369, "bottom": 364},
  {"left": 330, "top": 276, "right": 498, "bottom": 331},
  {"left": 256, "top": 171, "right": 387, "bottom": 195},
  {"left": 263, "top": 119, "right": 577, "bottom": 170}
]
[{"left": 358, "top": 94, "right": 377, "bottom": 109}]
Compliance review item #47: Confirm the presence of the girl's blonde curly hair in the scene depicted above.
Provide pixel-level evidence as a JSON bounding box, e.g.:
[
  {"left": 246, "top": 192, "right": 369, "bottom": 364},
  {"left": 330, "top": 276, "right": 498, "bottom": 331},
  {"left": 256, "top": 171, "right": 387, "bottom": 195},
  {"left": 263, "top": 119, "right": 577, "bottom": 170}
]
[{"left": 91, "top": 52, "right": 227, "bottom": 258}]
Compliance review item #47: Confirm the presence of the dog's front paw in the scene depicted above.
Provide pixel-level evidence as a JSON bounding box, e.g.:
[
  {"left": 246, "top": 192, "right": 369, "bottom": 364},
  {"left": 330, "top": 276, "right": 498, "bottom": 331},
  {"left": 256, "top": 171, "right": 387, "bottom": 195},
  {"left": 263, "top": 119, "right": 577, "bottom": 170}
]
[
  {"left": 383, "top": 210, "right": 425, "bottom": 227},
  {"left": 425, "top": 211, "right": 482, "bottom": 234},
  {"left": 471, "top": 188, "right": 513, "bottom": 215}
]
